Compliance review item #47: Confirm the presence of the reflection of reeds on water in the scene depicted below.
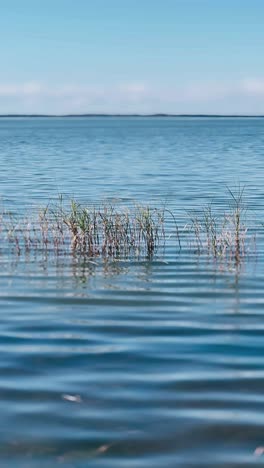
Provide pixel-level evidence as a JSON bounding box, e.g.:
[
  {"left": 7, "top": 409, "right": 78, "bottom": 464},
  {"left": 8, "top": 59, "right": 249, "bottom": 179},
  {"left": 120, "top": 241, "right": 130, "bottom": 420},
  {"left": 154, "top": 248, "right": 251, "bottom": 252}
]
[{"left": 1, "top": 187, "right": 254, "bottom": 265}]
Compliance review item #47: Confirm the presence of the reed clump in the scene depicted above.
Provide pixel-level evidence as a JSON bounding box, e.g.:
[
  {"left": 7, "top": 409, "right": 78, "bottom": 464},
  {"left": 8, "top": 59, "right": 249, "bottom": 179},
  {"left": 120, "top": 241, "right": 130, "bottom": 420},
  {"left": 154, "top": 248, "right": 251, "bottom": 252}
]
[
  {"left": 1, "top": 187, "right": 253, "bottom": 265},
  {"left": 187, "top": 187, "right": 248, "bottom": 263},
  {"left": 3, "top": 200, "right": 166, "bottom": 258}
]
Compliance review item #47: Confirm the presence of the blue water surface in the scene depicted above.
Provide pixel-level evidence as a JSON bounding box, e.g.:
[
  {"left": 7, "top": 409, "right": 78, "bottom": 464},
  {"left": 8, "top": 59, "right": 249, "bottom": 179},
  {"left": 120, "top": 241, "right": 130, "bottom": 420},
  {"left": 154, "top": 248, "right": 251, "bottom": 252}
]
[{"left": 0, "top": 117, "right": 264, "bottom": 467}]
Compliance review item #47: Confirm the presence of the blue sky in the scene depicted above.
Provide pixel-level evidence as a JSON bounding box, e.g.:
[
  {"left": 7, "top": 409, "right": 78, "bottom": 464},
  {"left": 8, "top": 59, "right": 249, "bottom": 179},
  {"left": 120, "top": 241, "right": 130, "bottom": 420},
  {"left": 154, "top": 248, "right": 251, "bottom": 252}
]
[{"left": 1, "top": 0, "right": 264, "bottom": 114}]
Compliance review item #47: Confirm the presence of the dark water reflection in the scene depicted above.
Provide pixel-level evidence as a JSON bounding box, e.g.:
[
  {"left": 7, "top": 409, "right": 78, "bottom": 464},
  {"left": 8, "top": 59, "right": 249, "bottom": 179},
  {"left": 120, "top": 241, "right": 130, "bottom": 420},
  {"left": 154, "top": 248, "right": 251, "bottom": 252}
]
[{"left": 0, "top": 118, "right": 264, "bottom": 466}]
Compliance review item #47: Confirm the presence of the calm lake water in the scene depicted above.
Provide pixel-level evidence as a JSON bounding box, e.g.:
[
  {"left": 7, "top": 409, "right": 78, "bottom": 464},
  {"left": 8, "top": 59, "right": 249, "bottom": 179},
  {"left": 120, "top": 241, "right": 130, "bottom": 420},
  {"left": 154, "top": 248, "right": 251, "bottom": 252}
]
[{"left": 1, "top": 117, "right": 264, "bottom": 467}]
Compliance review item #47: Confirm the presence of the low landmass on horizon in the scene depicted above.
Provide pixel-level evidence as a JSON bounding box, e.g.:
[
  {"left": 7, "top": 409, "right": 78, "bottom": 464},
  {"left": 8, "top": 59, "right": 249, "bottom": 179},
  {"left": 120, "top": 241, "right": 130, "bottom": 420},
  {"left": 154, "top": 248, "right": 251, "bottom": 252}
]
[{"left": 0, "top": 114, "right": 264, "bottom": 118}]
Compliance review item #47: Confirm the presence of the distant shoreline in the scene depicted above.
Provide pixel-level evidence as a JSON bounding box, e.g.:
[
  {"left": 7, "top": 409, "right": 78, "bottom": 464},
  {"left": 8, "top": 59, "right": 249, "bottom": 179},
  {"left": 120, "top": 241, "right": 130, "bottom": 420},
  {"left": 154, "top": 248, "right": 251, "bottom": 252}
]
[{"left": 0, "top": 114, "right": 263, "bottom": 118}]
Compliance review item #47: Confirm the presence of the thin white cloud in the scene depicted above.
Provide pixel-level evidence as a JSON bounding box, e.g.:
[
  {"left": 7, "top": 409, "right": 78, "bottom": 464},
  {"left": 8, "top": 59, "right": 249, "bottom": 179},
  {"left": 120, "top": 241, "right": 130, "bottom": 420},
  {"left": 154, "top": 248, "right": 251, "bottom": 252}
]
[
  {"left": 0, "top": 82, "right": 42, "bottom": 97},
  {"left": 241, "top": 79, "right": 264, "bottom": 95},
  {"left": 0, "top": 79, "right": 264, "bottom": 113}
]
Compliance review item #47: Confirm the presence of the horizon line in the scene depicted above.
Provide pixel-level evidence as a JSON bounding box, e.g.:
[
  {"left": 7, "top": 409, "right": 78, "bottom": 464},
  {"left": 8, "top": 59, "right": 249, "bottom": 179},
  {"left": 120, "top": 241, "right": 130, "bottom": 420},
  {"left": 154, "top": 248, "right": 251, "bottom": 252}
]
[{"left": 0, "top": 113, "right": 263, "bottom": 118}]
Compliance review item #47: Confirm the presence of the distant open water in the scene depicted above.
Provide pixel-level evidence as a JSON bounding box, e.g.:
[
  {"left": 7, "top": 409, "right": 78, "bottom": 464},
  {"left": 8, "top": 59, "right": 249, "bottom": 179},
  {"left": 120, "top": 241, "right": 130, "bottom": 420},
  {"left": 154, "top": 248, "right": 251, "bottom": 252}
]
[{"left": 0, "top": 117, "right": 264, "bottom": 467}]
